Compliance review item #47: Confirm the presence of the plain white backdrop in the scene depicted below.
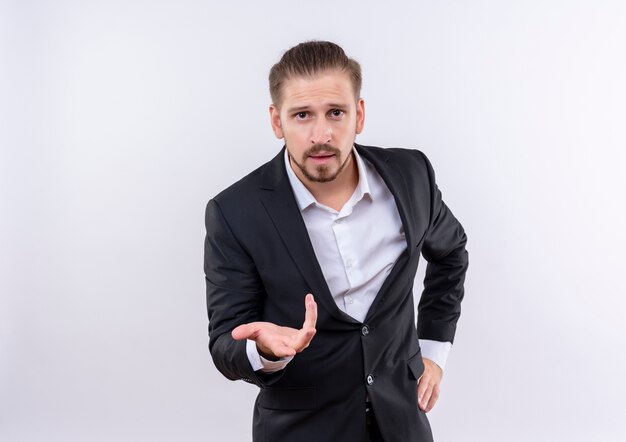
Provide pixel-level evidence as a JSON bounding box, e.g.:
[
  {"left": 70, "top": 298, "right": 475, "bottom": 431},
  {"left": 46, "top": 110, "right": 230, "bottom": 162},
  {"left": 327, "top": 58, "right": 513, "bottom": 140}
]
[{"left": 2, "top": 1, "right": 626, "bottom": 441}]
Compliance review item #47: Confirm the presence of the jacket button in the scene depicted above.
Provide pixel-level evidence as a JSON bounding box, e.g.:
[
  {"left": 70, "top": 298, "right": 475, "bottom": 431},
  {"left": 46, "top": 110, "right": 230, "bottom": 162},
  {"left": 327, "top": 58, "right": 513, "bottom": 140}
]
[
  {"left": 361, "top": 325, "right": 370, "bottom": 336},
  {"left": 366, "top": 374, "right": 374, "bottom": 385}
]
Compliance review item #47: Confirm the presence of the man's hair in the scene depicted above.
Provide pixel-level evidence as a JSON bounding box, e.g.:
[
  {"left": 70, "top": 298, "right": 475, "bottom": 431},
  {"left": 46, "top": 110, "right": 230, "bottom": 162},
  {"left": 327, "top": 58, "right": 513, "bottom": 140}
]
[{"left": 269, "top": 41, "right": 362, "bottom": 108}]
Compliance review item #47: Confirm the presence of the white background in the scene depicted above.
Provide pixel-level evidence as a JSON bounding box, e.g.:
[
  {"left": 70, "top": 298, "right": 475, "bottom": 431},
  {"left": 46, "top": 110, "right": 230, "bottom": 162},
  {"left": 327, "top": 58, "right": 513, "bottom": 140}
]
[{"left": 2, "top": 1, "right": 626, "bottom": 441}]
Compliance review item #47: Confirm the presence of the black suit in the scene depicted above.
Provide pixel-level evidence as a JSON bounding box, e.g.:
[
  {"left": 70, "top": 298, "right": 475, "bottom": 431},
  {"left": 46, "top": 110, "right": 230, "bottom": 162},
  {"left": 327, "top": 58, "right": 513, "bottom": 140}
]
[{"left": 204, "top": 144, "right": 468, "bottom": 442}]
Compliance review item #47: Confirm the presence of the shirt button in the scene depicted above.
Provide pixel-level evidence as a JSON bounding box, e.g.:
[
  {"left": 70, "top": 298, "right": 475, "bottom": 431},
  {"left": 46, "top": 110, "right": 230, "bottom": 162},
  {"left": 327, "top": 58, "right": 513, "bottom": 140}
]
[
  {"left": 361, "top": 325, "right": 370, "bottom": 336},
  {"left": 366, "top": 374, "right": 374, "bottom": 385},
  {"left": 346, "top": 296, "right": 353, "bottom": 305},
  {"left": 346, "top": 258, "right": 354, "bottom": 268}
]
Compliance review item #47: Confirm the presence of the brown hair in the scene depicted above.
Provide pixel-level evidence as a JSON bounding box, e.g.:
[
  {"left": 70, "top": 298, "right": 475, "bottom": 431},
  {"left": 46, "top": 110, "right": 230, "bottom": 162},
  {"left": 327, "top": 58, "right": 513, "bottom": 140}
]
[{"left": 269, "top": 41, "right": 362, "bottom": 108}]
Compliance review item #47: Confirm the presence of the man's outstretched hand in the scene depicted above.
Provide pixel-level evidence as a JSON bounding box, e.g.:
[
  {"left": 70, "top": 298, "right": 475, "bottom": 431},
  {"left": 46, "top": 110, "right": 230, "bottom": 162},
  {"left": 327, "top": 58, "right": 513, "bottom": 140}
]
[{"left": 231, "top": 294, "right": 317, "bottom": 360}]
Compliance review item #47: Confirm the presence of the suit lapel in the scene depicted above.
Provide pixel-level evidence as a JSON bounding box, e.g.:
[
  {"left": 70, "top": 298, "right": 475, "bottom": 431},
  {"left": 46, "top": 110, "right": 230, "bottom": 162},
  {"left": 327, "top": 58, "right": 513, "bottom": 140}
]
[
  {"left": 258, "top": 148, "right": 357, "bottom": 324},
  {"left": 355, "top": 145, "right": 425, "bottom": 322},
  {"left": 356, "top": 144, "right": 419, "bottom": 251}
]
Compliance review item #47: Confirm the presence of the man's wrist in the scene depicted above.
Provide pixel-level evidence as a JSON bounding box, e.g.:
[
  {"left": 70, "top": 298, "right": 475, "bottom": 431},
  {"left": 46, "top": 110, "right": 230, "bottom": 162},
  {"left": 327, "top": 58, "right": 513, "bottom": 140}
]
[
  {"left": 246, "top": 339, "right": 293, "bottom": 373},
  {"left": 418, "top": 339, "right": 452, "bottom": 370}
]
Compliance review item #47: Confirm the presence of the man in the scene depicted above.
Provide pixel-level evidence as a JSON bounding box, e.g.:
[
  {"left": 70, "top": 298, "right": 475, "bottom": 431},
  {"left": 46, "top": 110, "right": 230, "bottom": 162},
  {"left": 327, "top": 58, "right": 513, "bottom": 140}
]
[{"left": 204, "top": 41, "right": 468, "bottom": 442}]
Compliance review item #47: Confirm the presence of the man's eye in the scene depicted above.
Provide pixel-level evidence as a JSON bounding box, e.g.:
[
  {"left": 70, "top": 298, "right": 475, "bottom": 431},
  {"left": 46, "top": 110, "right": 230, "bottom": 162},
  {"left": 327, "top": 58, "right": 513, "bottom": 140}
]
[
  {"left": 296, "top": 112, "right": 308, "bottom": 119},
  {"left": 330, "top": 109, "right": 344, "bottom": 117}
]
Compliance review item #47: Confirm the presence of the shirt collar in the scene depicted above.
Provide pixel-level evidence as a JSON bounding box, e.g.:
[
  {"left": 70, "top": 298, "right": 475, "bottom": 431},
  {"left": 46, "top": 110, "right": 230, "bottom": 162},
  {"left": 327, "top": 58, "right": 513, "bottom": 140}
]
[{"left": 284, "top": 145, "right": 372, "bottom": 212}]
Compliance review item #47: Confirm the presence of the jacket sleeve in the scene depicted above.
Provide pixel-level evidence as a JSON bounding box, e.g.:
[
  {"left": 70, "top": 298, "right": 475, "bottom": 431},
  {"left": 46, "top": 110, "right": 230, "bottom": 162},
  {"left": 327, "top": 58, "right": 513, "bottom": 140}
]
[
  {"left": 204, "top": 198, "right": 284, "bottom": 387},
  {"left": 417, "top": 152, "right": 469, "bottom": 344}
]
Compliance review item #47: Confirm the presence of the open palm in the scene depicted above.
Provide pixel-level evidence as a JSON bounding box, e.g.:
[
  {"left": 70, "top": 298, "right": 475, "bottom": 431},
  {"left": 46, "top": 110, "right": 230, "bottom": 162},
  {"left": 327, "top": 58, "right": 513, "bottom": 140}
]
[{"left": 231, "top": 294, "right": 317, "bottom": 359}]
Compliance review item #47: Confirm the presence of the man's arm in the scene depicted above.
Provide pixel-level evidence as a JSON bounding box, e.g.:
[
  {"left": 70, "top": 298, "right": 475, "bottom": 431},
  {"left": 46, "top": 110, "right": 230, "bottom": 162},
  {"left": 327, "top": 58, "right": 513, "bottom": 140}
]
[
  {"left": 415, "top": 151, "right": 470, "bottom": 412},
  {"left": 205, "top": 199, "right": 317, "bottom": 386},
  {"left": 205, "top": 199, "right": 278, "bottom": 386},
  {"left": 417, "top": 151, "right": 468, "bottom": 343}
]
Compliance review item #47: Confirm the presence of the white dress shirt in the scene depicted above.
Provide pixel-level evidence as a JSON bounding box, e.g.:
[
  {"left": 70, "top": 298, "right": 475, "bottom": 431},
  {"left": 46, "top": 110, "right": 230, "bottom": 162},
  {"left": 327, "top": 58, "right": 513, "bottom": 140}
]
[{"left": 246, "top": 147, "right": 451, "bottom": 373}]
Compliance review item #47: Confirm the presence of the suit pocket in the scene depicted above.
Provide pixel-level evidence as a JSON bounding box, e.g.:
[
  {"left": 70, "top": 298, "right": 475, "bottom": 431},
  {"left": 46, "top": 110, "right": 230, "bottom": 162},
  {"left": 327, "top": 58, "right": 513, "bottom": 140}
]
[
  {"left": 407, "top": 349, "right": 425, "bottom": 381},
  {"left": 258, "top": 386, "right": 316, "bottom": 410}
]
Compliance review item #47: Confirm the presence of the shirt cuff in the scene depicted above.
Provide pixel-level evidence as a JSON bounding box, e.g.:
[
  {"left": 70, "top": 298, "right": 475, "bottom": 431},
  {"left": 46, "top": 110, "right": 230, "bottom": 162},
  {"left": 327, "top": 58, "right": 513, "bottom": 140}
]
[
  {"left": 246, "top": 339, "right": 293, "bottom": 373},
  {"left": 418, "top": 339, "right": 452, "bottom": 370}
]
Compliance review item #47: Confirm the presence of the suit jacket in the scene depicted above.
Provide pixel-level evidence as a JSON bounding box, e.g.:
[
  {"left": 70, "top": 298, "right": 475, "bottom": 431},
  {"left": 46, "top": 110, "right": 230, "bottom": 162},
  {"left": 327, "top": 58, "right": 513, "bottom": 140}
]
[{"left": 204, "top": 144, "right": 468, "bottom": 442}]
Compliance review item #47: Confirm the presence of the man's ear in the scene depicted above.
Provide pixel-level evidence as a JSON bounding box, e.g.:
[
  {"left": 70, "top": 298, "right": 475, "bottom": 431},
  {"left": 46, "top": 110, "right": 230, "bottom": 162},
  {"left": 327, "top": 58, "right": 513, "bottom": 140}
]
[
  {"left": 355, "top": 98, "right": 365, "bottom": 134},
  {"left": 269, "top": 104, "right": 284, "bottom": 139}
]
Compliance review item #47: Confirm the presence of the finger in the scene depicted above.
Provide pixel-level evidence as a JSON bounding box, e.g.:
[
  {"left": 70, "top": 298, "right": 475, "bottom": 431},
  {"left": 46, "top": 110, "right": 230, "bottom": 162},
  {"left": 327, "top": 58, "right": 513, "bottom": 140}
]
[
  {"left": 417, "top": 374, "right": 428, "bottom": 400},
  {"left": 302, "top": 294, "right": 317, "bottom": 329},
  {"left": 424, "top": 386, "right": 440, "bottom": 413},
  {"left": 417, "top": 377, "right": 433, "bottom": 411},
  {"left": 232, "top": 323, "right": 259, "bottom": 340},
  {"left": 291, "top": 326, "right": 317, "bottom": 352}
]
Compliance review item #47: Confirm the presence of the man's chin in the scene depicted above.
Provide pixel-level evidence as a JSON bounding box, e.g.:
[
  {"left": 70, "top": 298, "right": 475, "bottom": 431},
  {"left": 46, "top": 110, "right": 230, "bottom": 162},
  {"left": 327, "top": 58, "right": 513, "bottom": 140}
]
[
  {"left": 306, "top": 174, "right": 336, "bottom": 183},
  {"left": 310, "top": 175, "right": 336, "bottom": 183},
  {"left": 302, "top": 167, "right": 340, "bottom": 183}
]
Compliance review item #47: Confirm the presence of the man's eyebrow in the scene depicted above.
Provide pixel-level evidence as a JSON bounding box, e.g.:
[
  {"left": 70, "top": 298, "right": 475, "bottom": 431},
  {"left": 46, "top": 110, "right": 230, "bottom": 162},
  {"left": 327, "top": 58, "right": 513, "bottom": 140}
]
[
  {"left": 286, "top": 105, "right": 310, "bottom": 114},
  {"left": 327, "top": 103, "right": 349, "bottom": 109},
  {"left": 285, "top": 103, "right": 350, "bottom": 114}
]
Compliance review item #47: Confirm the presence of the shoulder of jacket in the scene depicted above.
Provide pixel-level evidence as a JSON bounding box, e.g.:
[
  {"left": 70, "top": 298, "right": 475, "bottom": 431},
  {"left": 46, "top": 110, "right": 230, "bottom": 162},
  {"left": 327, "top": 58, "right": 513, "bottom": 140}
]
[
  {"left": 357, "top": 143, "right": 431, "bottom": 171},
  {"left": 210, "top": 157, "right": 273, "bottom": 205}
]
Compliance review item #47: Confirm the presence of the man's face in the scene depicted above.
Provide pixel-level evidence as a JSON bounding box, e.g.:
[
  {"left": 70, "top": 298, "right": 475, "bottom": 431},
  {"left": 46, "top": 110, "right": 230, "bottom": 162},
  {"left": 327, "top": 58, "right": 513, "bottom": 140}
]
[{"left": 270, "top": 70, "right": 365, "bottom": 184}]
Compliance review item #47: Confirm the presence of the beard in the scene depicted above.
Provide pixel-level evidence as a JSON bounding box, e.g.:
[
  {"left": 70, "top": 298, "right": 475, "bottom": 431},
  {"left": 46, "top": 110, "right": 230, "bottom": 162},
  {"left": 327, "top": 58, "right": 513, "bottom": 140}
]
[{"left": 289, "top": 143, "right": 351, "bottom": 183}]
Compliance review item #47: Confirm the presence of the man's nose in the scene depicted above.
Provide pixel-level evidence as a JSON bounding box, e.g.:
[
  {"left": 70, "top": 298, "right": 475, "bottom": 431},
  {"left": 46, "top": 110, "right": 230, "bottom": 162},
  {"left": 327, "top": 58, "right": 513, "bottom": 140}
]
[{"left": 310, "top": 120, "right": 332, "bottom": 145}]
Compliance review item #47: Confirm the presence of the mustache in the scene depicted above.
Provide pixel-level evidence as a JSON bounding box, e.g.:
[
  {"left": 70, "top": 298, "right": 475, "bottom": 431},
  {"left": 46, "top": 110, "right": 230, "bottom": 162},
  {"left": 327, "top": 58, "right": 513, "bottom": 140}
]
[{"left": 305, "top": 144, "right": 341, "bottom": 157}]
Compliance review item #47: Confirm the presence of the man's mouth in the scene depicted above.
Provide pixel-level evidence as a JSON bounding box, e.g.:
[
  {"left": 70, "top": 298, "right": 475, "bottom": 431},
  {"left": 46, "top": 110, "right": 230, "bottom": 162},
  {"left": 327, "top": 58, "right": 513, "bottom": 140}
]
[{"left": 308, "top": 153, "right": 336, "bottom": 164}]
